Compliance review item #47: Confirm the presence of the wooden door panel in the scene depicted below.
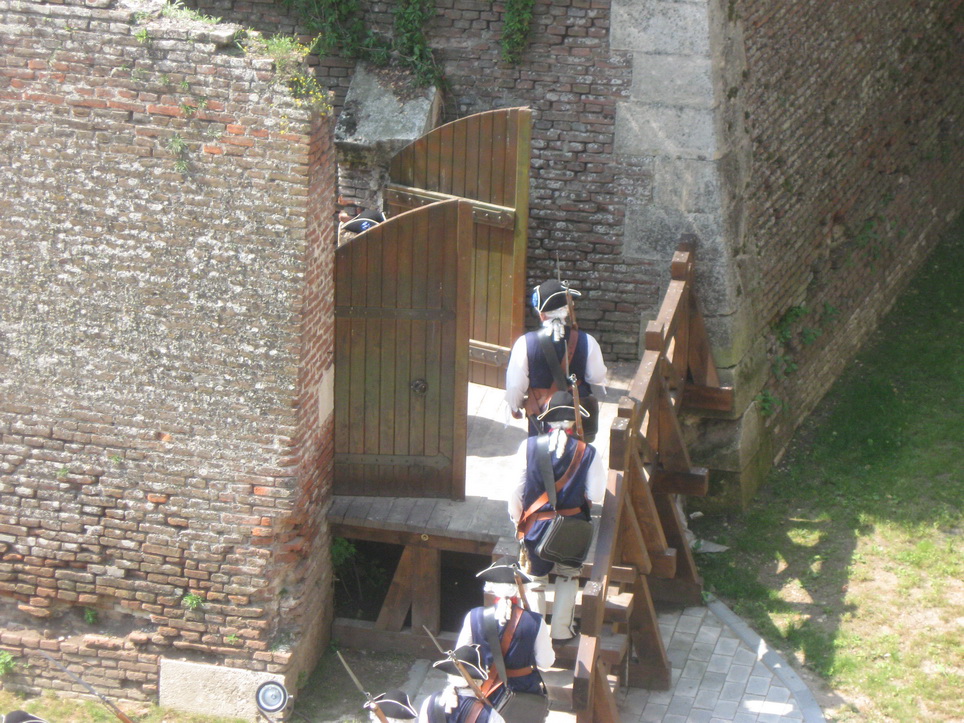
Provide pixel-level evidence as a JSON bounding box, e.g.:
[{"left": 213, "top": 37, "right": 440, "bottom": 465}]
[
  {"left": 334, "top": 200, "right": 471, "bottom": 498},
  {"left": 388, "top": 108, "right": 531, "bottom": 388}
]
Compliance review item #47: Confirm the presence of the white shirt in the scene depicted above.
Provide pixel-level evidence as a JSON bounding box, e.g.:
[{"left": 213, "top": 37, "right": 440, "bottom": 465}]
[
  {"left": 507, "top": 431, "right": 607, "bottom": 526},
  {"left": 504, "top": 329, "right": 608, "bottom": 414}
]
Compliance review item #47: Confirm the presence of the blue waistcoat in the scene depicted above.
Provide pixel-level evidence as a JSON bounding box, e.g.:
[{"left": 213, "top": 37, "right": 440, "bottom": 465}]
[
  {"left": 523, "top": 328, "right": 592, "bottom": 398},
  {"left": 468, "top": 605, "right": 544, "bottom": 699},
  {"left": 521, "top": 434, "right": 594, "bottom": 576}
]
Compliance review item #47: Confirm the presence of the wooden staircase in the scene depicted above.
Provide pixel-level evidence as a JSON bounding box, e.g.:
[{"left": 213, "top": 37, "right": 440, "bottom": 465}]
[{"left": 555, "top": 243, "right": 732, "bottom": 719}]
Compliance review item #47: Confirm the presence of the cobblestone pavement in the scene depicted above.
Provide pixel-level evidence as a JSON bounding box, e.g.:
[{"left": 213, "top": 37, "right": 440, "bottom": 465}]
[{"left": 409, "top": 599, "right": 825, "bottom": 723}]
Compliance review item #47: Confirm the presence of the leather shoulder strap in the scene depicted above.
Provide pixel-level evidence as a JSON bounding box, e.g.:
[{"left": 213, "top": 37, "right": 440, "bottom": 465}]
[{"left": 537, "top": 328, "right": 569, "bottom": 391}]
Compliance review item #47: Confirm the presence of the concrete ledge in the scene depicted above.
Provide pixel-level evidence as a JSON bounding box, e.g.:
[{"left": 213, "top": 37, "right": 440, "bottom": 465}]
[
  {"left": 159, "top": 658, "right": 286, "bottom": 720},
  {"left": 705, "top": 596, "right": 827, "bottom": 723}
]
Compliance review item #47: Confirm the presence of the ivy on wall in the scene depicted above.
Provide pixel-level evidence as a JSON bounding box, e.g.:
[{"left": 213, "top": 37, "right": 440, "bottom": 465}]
[
  {"left": 280, "top": 0, "right": 535, "bottom": 87},
  {"left": 280, "top": 0, "right": 441, "bottom": 86},
  {"left": 501, "top": 0, "right": 535, "bottom": 65}
]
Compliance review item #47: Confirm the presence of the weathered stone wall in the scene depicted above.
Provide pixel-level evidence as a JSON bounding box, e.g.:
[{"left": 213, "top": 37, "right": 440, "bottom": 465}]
[
  {"left": 198, "top": 0, "right": 961, "bottom": 506},
  {"left": 693, "top": 0, "right": 964, "bottom": 505},
  {"left": 0, "top": 0, "right": 337, "bottom": 710}
]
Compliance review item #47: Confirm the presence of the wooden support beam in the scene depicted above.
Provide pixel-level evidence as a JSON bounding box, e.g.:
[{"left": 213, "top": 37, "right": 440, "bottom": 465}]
[
  {"left": 580, "top": 471, "right": 621, "bottom": 638},
  {"left": 682, "top": 383, "right": 735, "bottom": 413},
  {"left": 330, "top": 521, "right": 497, "bottom": 556},
  {"left": 651, "top": 467, "right": 709, "bottom": 497},
  {"left": 618, "top": 491, "right": 652, "bottom": 575},
  {"left": 411, "top": 546, "right": 441, "bottom": 634},
  {"left": 374, "top": 545, "right": 417, "bottom": 631},
  {"left": 627, "top": 576, "right": 672, "bottom": 690},
  {"left": 572, "top": 634, "right": 599, "bottom": 713},
  {"left": 649, "top": 493, "right": 703, "bottom": 606},
  {"left": 590, "top": 659, "right": 620, "bottom": 722}
]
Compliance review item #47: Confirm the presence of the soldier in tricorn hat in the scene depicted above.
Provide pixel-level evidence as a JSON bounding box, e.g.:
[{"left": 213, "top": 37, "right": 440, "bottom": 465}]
[
  {"left": 504, "top": 278, "right": 607, "bottom": 442},
  {"left": 452, "top": 557, "right": 553, "bottom": 713},
  {"left": 418, "top": 645, "right": 505, "bottom": 722},
  {"left": 510, "top": 391, "right": 606, "bottom": 643}
]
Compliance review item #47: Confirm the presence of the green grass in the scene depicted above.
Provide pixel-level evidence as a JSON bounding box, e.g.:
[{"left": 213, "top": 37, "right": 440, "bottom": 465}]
[
  {"left": 0, "top": 690, "right": 245, "bottom": 722},
  {"left": 695, "top": 215, "right": 964, "bottom": 721}
]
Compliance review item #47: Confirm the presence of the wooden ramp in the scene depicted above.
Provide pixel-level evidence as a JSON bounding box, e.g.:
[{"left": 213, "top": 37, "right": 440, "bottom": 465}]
[{"left": 328, "top": 244, "right": 734, "bottom": 717}]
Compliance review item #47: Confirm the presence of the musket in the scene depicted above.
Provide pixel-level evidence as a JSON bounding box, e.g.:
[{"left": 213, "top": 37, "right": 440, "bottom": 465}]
[
  {"left": 335, "top": 650, "right": 390, "bottom": 723},
  {"left": 512, "top": 570, "right": 530, "bottom": 611},
  {"left": 555, "top": 252, "right": 584, "bottom": 440},
  {"left": 35, "top": 649, "right": 134, "bottom": 723},
  {"left": 421, "top": 626, "right": 493, "bottom": 707}
]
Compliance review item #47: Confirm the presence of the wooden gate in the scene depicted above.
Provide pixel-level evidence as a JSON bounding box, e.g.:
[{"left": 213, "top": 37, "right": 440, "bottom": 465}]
[
  {"left": 386, "top": 107, "right": 531, "bottom": 388},
  {"left": 333, "top": 200, "right": 473, "bottom": 498}
]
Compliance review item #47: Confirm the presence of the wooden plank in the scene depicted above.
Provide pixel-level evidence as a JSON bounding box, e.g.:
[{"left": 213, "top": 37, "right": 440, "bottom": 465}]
[
  {"left": 580, "top": 470, "right": 622, "bottom": 638},
  {"left": 591, "top": 659, "right": 620, "bottom": 722},
  {"left": 649, "top": 492, "right": 703, "bottom": 606},
  {"left": 489, "top": 104, "right": 508, "bottom": 207},
  {"left": 384, "top": 185, "right": 516, "bottom": 230},
  {"left": 656, "top": 376, "right": 693, "bottom": 473},
  {"left": 572, "top": 634, "right": 598, "bottom": 712},
  {"left": 374, "top": 545, "right": 416, "bottom": 631},
  {"left": 626, "top": 576, "right": 671, "bottom": 690},
  {"left": 618, "top": 491, "right": 652, "bottom": 575},
  {"left": 682, "top": 383, "right": 735, "bottom": 413},
  {"left": 411, "top": 546, "right": 441, "bottom": 634},
  {"left": 464, "top": 112, "right": 482, "bottom": 201},
  {"left": 651, "top": 468, "right": 709, "bottom": 497},
  {"left": 509, "top": 109, "right": 531, "bottom": 361},
  {"left": 331, "top": 520, "right": 499, "bottom": 555},
  {"left": 627, "top": 448, "right": 669, "bottom": 552},
  {"left": 380, "top": 220, "right": 399, "bottom": 461}
]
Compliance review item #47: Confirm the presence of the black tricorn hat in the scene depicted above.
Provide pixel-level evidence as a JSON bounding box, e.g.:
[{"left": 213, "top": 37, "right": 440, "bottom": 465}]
[
  {"left": 2, "top": 712, "right": 50, "bottom": 723},
  {"left": 531, "top": 278, "right": 581, "bottom": 313},
  {"left": 537, "top": 390, "right": 589, "bottom": 423},
  {"left": 432, "top": 644, "right": 488, "bottom": 680},
  {"left": 343, "top": 208, "right": 386, "bottom": 234},
  {"left": 475, "top": 556, "right": 533, "bottom": 585},
  {"left": 364, "top": 689, "right": 418, "bottom": 719}
]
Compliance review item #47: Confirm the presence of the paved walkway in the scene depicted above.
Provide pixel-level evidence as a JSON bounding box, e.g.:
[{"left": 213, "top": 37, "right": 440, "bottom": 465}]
[{"left": 406, "top": 598, "right": 825, "bottom": 723}]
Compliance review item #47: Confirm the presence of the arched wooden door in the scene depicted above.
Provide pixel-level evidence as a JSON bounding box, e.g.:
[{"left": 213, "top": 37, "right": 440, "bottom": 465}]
[
  {"left": 333, "top": 200, "right": 472, "bottom": 499},
  {"left": 386, "top": 107, "right": 531, "bottom": 388}
]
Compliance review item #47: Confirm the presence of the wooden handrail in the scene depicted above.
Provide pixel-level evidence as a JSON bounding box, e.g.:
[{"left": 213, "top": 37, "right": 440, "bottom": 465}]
[{"left": 571, "top": 242, "right": 733, "bottom": 709}]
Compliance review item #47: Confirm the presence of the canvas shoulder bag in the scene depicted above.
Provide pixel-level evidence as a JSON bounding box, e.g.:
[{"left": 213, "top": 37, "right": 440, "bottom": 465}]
[{"left": 532, "top": 436, "right": 594, "bottom": 568}]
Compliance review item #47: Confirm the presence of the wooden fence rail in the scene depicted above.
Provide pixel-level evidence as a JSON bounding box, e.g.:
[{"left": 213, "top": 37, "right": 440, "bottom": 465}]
[{"left": 573, "top": 242, "right": 733, "bottom": 718}]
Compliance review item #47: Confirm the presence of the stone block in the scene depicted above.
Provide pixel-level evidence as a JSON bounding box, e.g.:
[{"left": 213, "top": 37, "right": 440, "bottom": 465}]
[
  {"left": 159, "top": 658, "right": 287, "bottom": 719},
  {"left": 611, "top": 0, "right": 711, "bottom": 55},
  {"left": 653, "top": 157, "right": 722, "bottom": 214},
  {"left": 334, "top": 62, "right": 442, "bottom": 168},
  {"left": 623, "top": 201, "right": 722, "bottom": 261},
  {"left": 630, "top": 53, "right": 714, "bottom": 108},
  {"left": 615, "top": 101, "right": 718, "bottom": 158}
]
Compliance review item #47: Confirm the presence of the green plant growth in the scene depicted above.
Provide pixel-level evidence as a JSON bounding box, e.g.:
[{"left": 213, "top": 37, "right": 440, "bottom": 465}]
[
  {"left": 134, "top": 27, "right": 151, "bottom": 44},
  {"left": 392, "top": 0, "right": 441, "bottom": 86},
  {"left": 166, "top": 133, "right": 190, "bottom": 173},
  {"left": 0, "top": 650, "right": 15, "bottom": 677},
  {"left": 755, "top": 389, "right": 782, "bottom": 417},
  {"left": 280, "top": 0, "right": 440, "bottom": 86},
  {"left": 83, "top": 607, "right": 98, "bottom": 625},
  {"left": 181, "top": 592, "right": 204, "bottom": 611},
  {"left": 241, "top": 34, "right": 333, "bottom": 113},
  {"left": 161, "top": 0, "right": 221, "bottom": 24},
  {"left": 56, "top": 466, "right": 69, "bottom": 480},
  {"left": 695, "top": 217, "right": 964, "bottom": 721},
  {"left": 500, "top": 0, "right": 535, "bottom": 64}
]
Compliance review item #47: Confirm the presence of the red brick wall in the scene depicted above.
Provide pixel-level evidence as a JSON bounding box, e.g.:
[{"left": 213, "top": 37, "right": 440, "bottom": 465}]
[
  {"left": 0, "top": 0, "right": 336, "bottom": 700},
  {"left": 732, "top": 0, "right": 963, "bottom": 458}
]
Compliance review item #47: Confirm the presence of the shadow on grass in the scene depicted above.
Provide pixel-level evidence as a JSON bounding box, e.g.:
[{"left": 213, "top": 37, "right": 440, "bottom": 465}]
[{"left": 693, "top": 214, "right": 964, "bottom": 719}]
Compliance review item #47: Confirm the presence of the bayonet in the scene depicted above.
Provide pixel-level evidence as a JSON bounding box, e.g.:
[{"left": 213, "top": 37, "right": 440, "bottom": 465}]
[{"left": 336, "top": 650, "right": 390, "bottom": 723}]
